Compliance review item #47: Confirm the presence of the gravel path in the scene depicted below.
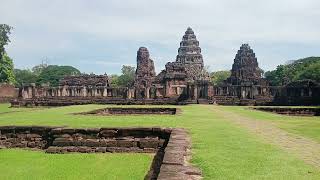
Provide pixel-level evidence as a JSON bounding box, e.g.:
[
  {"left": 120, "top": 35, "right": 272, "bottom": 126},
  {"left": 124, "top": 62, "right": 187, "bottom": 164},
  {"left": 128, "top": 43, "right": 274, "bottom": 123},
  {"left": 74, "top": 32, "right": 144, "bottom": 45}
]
[{"left": 211, "top": 106, "right": 320, "bottom": 169}]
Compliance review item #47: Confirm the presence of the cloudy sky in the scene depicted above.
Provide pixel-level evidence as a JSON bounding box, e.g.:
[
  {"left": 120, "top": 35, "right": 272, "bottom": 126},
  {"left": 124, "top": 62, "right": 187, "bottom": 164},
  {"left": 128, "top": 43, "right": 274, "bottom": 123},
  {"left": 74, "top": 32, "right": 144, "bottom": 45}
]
[{"left": 1, "top": 0, "right": 319, "bottom": 74}]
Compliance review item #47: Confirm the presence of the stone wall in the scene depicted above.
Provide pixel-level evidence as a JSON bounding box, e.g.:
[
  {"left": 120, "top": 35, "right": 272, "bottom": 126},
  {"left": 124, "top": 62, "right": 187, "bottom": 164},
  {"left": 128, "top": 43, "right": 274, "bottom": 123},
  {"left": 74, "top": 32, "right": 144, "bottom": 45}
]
[
  {"left": 0, "top": 126, "right": 202, "bottom": 180},
  {"left": 10, "top": 97, "right": 182, "bottom": 107},
  {"left": 253, "top": 107, "right": 320, "bottom": 116},
  {"left": 0, "top": 83, "right": 18, "bottom": 103},
  {"left": 80, "top": 107, "right": 178, "bottom": 115},
  {"left": 0, "top": 126, "right": 170, "bottom": 153}
]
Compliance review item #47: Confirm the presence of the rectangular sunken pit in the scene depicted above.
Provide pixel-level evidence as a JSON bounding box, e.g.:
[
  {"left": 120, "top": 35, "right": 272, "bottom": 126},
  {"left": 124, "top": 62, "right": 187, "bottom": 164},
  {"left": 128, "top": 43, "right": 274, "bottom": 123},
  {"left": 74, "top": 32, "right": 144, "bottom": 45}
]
[
  {"left": 0, "top": 126, "right": 201, "bottom": 180},
  {"left": 79, "top": 107, "right": 179, "bottom": 115},
  {"left": 252, "top": 107, "right": 320, "bottom": 116}
]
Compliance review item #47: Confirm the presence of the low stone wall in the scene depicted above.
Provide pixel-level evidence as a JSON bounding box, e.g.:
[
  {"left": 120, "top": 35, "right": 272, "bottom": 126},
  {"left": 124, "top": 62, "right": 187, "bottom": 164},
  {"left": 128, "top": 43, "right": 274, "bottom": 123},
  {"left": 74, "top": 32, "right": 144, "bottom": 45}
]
[
  {"left": 0, "top": 126, "right": 201, "bottom": 180},
  {"left": 0, "top": 126, "right": 169, "bottom": 153},
  {"left": 11, "top": 97, "right": 184, "bottom": 107},
  {"left": 0, "top": 84, "right": 18, "bottom": 103},
  {"left": 252, "top": 107, "right": 320, "bottom": 116},
  {"left": 79, "top": 108, "right": 178, "bottom": 115}
]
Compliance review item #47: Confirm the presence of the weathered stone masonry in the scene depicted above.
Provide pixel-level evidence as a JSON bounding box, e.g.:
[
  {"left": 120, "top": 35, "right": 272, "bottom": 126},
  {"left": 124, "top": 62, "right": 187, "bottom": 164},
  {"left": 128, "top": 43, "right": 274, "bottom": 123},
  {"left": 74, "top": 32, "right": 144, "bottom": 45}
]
[
  {"left": 79, "top": 107, "right": 178, "bottom": 115},
  {"left": 12, "top": 28, "right": 320, "bottom": 106},
  {"left": 0, "top": 126, "right": 201, "bottom": 180}
]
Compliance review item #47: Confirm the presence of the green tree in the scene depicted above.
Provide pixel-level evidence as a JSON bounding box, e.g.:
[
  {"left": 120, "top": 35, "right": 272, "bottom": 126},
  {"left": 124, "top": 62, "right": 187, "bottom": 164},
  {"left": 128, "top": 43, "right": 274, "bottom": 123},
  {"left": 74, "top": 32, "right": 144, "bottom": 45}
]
[
  {"left": 109, "top": 74, "right": 119, "bottom": 87},
  {"left": 210, "top": 70, "right": 231, "bottom": 85},
  {"left": 0, "top": 24, "right": 12, "bottom": 60},
  {"left": 14, "top": 69, "right": 38, "bottom": 87},
  {"left": 296, "top": 63, "right": 320, "bottom": 82},
  {"left": 0, "top": 53, "right": 16, "bottom": 84},
  {"left": 0, "top": 24, "right": 15, "bottom": 84},
  {"left": 32, "top": 62, "right": 48, "bottom": 76},
  {"left": 265, "top": 57, "right": 320, "bottom": 85},
  {"left": 36, "top": 65, "right": 81, "bottom": 86},
  {"left": 117, "top": 65, "right": 135, "bottom": 87}
]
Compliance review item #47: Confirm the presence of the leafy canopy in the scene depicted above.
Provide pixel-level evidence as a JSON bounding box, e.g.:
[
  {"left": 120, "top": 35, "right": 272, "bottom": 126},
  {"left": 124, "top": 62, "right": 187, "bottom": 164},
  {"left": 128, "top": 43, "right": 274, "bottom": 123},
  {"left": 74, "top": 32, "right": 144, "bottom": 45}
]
[
  {"left": 36, "top": 65, "right": 81, "bottom": 86},
  {"left": 0, "top": 24, "right": 12, "bottom": 58},
  {"left": 0, "top": 24, "right": 15, "bottom": 84},
  {"left": 0, "top": 53, "right": 16, "bottom": 84},
  {"left": 265, "top": 57, "right": 320, "bottom": 85},
  {"left": 14, "top": 69, "right": 38, "bottom": 86},
  {"left": 110, "top": 65, "right": 135, "bottom": 87},
  {"left": 210, "top": 70, "right": 231, "bottom": 85}
]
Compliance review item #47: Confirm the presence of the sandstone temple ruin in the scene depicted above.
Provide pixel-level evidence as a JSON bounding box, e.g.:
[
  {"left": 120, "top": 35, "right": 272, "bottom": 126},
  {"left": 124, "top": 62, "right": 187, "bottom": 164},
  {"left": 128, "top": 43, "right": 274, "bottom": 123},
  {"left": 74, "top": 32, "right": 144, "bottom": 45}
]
[{"left": 11, "top": 27, "right": 320, "bottom": 106}]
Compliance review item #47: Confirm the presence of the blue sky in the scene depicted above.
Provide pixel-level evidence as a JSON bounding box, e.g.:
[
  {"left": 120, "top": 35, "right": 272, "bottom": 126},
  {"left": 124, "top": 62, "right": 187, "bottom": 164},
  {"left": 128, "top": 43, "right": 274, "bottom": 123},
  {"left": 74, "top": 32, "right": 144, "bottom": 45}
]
[{"left": 1, "top": 0, "right": 319, "bottom": 74}]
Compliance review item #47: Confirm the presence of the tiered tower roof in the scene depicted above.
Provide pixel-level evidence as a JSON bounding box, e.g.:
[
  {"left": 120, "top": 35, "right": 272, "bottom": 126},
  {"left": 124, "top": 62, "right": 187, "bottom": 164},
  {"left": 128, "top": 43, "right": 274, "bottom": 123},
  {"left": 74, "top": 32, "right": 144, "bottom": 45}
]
[
  {"left": 175, "top": 27, "right": 205, "bottom": 80},
  {"left": 227, "top": 44, "right": 264, "bottom": 85}
]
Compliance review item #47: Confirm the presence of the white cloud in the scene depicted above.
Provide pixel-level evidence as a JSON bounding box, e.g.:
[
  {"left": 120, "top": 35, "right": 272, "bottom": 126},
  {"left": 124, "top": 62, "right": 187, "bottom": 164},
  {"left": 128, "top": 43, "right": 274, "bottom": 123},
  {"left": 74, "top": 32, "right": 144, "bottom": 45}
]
[{"left": 1, "top": 0, "right": 319, "bottom": 73}]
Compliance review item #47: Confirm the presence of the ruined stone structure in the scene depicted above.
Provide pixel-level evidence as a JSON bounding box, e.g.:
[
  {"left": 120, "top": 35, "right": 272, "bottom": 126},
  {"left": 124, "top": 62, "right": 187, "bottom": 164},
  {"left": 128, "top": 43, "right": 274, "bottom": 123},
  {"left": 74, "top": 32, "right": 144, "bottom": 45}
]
[
  {"left": 213, "top": 44, "right": 273, "bottom": 105},
  {"left": 12, "top": 28, "right": 320, "bottom": 106},
  {"left": 176, "top": 27, "right": 205, "bottom": 80},
  {"left": 0, "top": 83, "right": 18, "bottom": 103},
  {"left": 134, "top": 47, "right": 156, "bottom": 99},
  {"left": 152, "top": 27, "right": 211, "bottom": 101},
  {"left": 0, "top": 126, "right": 202, "bottom": 179}
]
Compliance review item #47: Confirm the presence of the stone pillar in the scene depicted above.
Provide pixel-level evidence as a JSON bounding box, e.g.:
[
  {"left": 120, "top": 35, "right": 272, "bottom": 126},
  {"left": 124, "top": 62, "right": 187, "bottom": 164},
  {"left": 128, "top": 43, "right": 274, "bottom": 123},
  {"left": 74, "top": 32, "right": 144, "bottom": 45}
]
[
  {"left": 62, "top": 86, "right": 67, "bottom": 96},
  {"left": 194, "top": 86, "right": 198, "bottom": 100},
  {"left": 103, "top": 87, "right": 108, "bottom": 97},
  {"left": 165, "top": 81, "right": 170, "bottom": 97}
]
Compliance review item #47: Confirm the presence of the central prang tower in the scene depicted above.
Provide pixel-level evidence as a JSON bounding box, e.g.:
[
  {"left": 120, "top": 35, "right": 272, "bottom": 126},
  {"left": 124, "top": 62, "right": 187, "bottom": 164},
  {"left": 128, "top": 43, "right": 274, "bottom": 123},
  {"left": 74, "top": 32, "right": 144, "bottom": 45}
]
[{"left": 176, "top": 27, "right": 204, "bottom": 81}]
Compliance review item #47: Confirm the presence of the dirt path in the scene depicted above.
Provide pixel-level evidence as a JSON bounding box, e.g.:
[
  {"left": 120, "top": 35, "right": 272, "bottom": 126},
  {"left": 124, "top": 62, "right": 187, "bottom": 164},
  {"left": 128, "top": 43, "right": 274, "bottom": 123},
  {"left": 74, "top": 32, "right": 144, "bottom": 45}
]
[{"left": 211, "top": 106, "right": 320, "bottom": 169}]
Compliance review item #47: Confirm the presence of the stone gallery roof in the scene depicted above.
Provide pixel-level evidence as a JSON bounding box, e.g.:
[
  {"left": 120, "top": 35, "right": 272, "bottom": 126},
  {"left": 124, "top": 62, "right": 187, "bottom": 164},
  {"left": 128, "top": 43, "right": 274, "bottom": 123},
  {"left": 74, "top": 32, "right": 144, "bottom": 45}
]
[{"left": 59, "top": 74, "right": 110, "bottom": 86}]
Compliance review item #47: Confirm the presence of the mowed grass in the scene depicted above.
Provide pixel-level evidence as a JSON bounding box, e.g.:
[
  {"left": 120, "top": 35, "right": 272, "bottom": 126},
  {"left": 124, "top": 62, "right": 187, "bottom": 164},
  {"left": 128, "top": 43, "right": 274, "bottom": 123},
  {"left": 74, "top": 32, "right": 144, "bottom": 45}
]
[
  {"left": 0, "top": 104, "right": 320, "bottom": 179},
  {"left": 224, "top": 106, "right": 320, "bottom": 143},
  {"left": 0, "top": 149, "right": 153, "bottom": 180}
]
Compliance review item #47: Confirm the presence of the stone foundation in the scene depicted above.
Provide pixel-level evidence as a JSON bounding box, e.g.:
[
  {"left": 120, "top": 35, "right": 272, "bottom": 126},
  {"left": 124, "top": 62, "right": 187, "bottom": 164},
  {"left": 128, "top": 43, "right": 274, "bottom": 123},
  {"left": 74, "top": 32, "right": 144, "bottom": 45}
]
[
  {"left": 79, "top": 107, "right": 178, "bottom": 115},
  {"left": 252, "top": 107, "right": 320, "bottom": 116},
  {"left": 0, "top": 126, "right": 201, "bottom": 180},
  {"left": 11, "top": 97, "right": 183, "bottom": 107}
]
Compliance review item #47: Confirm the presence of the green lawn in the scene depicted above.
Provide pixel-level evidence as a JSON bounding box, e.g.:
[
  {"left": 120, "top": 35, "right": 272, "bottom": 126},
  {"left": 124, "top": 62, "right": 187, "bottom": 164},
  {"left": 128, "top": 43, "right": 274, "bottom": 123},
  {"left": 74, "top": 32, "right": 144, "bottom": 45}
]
[
  {"left": 225, "top": 106, "right": 320, "bottom": 143},
  {"left": 0, "top": 149, "right": 152, "bottom": 180},
  {"left": 0, "top": 104, "right": 320, "bottom": 179}
]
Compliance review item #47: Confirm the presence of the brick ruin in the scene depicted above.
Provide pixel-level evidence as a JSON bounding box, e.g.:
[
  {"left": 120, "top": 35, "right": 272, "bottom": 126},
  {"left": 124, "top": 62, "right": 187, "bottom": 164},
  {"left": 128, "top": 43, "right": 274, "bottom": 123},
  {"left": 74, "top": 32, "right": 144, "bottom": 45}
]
[
  {"left": 0, "top": 126, "right": 202, "bottom": 180},
  {"left": 0, "top": 83, "right": 18, "bottom": 103},
  {"left": 12, "top": 28, "right": 320, "bottom": 106}
]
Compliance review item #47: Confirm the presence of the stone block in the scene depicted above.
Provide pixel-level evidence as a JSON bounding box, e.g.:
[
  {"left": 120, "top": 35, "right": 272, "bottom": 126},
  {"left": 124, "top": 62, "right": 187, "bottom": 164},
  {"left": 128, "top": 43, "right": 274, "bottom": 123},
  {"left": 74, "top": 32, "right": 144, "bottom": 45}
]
[
  {"left": 99, "top": 130, "right": 117, "bottom": 137},
  {"left": 52, "top": 140, "right": 72, "bottom": 146},
  {"left": 139, "top": 139, "right": 159, "bottom": 149},
  {"left": 95, "top": 147, "right": 107, "bottom": 153},
  {"left": 82, "top": 139, "right": 100, "bottom": 147},
  {"left": 117, "top": 139, "right": 136, "bottom": 148},
  {"left": 27, "top": 142, "right": 36, "bottom": 148},
  {"left": 46, "top": 146, "right": 58, "bottom": 153}
]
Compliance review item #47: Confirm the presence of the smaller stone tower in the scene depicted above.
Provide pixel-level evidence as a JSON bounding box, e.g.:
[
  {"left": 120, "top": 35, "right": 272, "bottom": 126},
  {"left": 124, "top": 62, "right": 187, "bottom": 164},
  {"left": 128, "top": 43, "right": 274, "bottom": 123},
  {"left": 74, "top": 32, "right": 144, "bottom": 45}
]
[
  {"left": 227, "top": 44, "right": 264, "bottom": 85},
  {"left": 134, "top": 47, "right": 156, "bottom": 98}
]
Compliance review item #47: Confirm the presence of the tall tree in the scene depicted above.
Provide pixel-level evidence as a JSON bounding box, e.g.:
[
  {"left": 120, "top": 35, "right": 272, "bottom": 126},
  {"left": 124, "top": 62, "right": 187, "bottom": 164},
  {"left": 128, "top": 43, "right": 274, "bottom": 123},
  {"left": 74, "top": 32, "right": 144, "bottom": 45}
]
[
  {"left": 0, "top": 24, "right": 15, "bottom": 84},
  {"left": 0, "top": 24, "right": 12, "bottom": 60},
  {"left": 117, "top": 65, "right": 135, "bottom": 87},
  {"left": 210, "top": 70, "right": 231, "bottom": 85},
  {"left": 14, "top": 69, "right": 38, "bottom": 87},
  {"left": 0, "top": 53, "right": 16, "bottom": 84}
]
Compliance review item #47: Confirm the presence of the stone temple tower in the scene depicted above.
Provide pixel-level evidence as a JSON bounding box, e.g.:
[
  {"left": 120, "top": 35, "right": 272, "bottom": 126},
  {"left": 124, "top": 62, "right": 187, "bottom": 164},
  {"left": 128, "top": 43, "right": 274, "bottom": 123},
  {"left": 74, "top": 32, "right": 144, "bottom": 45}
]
[
  {"left": 227, "top": 44, "right": 263, "bottom": 85},
  {"left": 134, "top": 47, "right": 156, "bottom": 98},
  {"left": 176, "top": 27, "right": 205, "bottom": 81}
]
